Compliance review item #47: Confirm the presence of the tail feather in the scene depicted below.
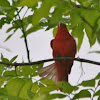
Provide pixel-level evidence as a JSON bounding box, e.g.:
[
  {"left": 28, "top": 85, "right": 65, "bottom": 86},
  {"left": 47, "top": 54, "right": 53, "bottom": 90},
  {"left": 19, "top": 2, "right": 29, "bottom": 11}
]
[
  {"left": 38, "top": 63, "right": 54, "bottom": 73},
  {"left": 39, "top": 68, "right": 53, "bottom": 77},
  {"left": 51, "top": 75, "right": 56, "bottom": 81},
  {"left": 51, "top": 71, "right": 57, "bottom": 82},
  {"left": 37, "top": 63, "right": 57, "bottom": 82},
  {"left": 45, "top": 68, "right": 55, "bottom": 79}
]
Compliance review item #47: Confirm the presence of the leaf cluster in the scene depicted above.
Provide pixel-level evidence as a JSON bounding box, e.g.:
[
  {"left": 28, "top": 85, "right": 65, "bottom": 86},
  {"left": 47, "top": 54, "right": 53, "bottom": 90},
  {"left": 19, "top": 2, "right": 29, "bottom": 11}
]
[{"left": 0, "top": 0, "right": 100, "bottom": 51}]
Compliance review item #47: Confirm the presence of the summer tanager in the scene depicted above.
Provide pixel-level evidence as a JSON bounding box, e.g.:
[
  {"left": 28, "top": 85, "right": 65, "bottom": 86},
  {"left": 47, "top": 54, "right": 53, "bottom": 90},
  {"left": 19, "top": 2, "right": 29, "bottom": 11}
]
[{"left": 38, "top": 23, "right": 76, "bottom": 83}]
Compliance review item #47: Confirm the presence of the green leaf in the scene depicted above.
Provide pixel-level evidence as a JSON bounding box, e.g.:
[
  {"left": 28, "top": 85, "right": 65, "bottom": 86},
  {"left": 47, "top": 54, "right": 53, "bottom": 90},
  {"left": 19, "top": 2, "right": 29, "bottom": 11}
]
[
  {"left": 5, "top": 78, "right": 25, "bottom": 96},
  {"left": 81, "top": 10, "right": 100, "bottom": 46},
  {"left": 31, "top": 82, "right": 39, "bottom": 93},
  {"left": 32, "top": 0, "right": 58, "bottom": 26},
  {"left": 58, "top": 81, "right": 78, "bottom": 94},
  {"left": 96, "top": 18, "right": 100, "bottom": 43},
  {"left": 94, "top": 90, "right": 100, "bottom": 96},
  {"left": 4, "top": 34, "right": 13, "bottom": 42},
  {"left": 70, "top": 10, "right": 82, "bottom": 29},
  {"left": 0, "top": 65, "right": 6, "bottom": 75},
  {"left": 2, "top": 58, "right": 9, "bottom": 63},
  {"left": 38, "top": 85, "right": 58, "bottom": 93},
  {"left": 21, "top": 25, "right": 42, "bottom": 37},
  {"left": 22, "top": 16, "right": 33, "bottom": 31},
  {"left": 98, "top": 96, "right": 100, "bottom": 100},
  {"left": 85, "top": 24, "right": 96, "bottom": 47},
  {"left": 1, "top": 54, "right": 9, "bottom": 62},
  {"left": 19, "top": 79, "right": 33, "bottom": 99},
  {"left": 49, "top": 93, "right": 66, "bottom": 99},
  {"left": 12, "top": 20, "right": 22, "bottom": 29},
  {"left": 3, "top": 70, "right": 16, "bottom": 77},
  {"left": 46, "top": 1, "right": 70, "bottom": 30},
  {"left": 91, "top": 0, "right": 100, "bottom": 10},
  {"left": 72, "top": 90, "right": 91, "bottom": 100},
  {"left": 32, "top": 93, "right": 48, "bottom": 100},
  {"left": 6, "top": 7, "right": 16, "bottom": 19},
  {"left": 82, "top": 0, "right": 92, "bottom": 6},
  {"left": 8, "top": 96, "right": 24, "bottom": 100},
  {"left": 0, "top": 88, "right": 7, "bottom": 97},
  {"left": 41, "top": 79, "right": 56, "bottom": 86},
  {"left": 16, "top": 65, "right": 34, "bottom": 77},
  {"left": 81, "top": 10, "right": 100, "bottom": 27},
  {"left": 0, "top": 68, "right": 3, "bottom": 76},
  {"left": 6, "top": 27, "right": 15, "bottom": 33},
  {"left": 17, "top": 0, "right": 39, "bottom": 7},
  {"left": 0, "top": 0, "right": 10, "bottom": 13},
  {"left": 97, "top": 35, "right": 100, "bottom": 44},
  {"left": 0, "top": 17, "right": 7, "bottom": 28},
  {"left": 17, "top": 63, "right": 43, "bottom": 77},
  {"left": 27, "top": 89, "right": 35, "bottom": 99},
  {"left": 71, "top": 23, "right": 84, "bottom": 51},
  {"left": 0, "top": 17, "right": 12, "bottom": 28},
  {"left": 39, "top": 82, "right": 45, "bottom": 88},
  {"left": 12, "top": 0, "right": 21, "bottom": 6},
  {"left": 0, "top": 0, "right": 10, "bottom": 7},
  {"left": 95, "top": 73, "right": 100, "bottom": 79},
  {"left": 53, "top": 27, "right": 57, "bottom": 37},
  {"left": 78, "top": 79, "right": 95, "bottom": 87},
  {"left": 10, "top": 55, "right": 18, "bottom": 63},
  {"left": 98, "top": 80, "right": 100, "bottom": 86},
  {"left": 0, "top": 77, "right": 7, "bottom": 87}
]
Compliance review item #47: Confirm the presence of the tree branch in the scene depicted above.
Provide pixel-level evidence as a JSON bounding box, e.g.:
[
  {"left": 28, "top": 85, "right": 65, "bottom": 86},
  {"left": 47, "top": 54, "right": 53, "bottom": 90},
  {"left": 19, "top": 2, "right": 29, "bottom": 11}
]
[{"left": 0, "top": 57, "right": 100, "bottom": 66}]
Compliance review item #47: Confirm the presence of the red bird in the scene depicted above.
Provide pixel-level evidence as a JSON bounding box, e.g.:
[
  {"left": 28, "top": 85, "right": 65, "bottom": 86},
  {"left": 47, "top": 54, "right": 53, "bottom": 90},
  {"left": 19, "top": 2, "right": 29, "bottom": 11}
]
[{"left": 38, "top": 23, "right": 77, "bottom": 83}]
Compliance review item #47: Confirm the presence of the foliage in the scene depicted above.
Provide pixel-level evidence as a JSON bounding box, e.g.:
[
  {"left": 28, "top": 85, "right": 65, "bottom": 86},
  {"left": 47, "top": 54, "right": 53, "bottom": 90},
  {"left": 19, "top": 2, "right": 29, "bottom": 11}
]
[{"left": 0, "top": 0, "right": 100, "bottom": 100}]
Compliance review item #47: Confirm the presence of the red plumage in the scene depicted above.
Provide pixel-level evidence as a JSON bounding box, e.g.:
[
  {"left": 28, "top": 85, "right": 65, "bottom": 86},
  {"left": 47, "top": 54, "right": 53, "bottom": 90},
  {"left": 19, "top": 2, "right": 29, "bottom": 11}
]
[{"left": 38, "top": 23, "right": 76, "bottom": 83}]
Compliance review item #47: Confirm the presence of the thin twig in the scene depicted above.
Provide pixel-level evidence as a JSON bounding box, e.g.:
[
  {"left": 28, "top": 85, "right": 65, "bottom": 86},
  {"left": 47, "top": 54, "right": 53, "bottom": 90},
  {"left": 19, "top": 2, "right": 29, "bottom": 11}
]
[
  {"left": 4, "top": 8, "right": 31, "bottom": 62},
  {"left": 80, "top": 16, "right": 100, "bottom": 35},
  {"left": 22, "top": 7, "right": 28, "bottom": 19},
  {"left": 20, "top": 19, "right": 30, "bottom": 62},
  {"left": 74, "top": 4, "right": 93, "bottom": 10},
  {"left": 17, "top": 8, "right": 31, "bottom": 62},
  {"left": 74, "top": 4, "right": 100, "bottom": 12},
  {"left": 14, "top": 7, "right": 24, "bottom": 18},
  {"left": 77, "top": 62, "right": 85, "bottom": 83},
  {"left": 0, "top": 57, "right": 100, "bottom": 66},
  {"left": 91, "top": 82, "right": 98, "bottom": 100}
]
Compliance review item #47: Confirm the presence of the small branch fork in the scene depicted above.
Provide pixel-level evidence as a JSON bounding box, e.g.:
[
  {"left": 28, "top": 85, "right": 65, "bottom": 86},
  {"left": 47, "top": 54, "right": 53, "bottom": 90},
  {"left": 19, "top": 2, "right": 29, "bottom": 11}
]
[{"left": 0, "top": 57, "right": 100, "bottom": 67}]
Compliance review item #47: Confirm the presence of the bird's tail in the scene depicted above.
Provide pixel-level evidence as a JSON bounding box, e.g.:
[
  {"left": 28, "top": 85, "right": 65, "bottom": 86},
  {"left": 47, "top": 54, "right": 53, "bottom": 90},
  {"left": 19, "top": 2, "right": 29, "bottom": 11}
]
[{"left": 37, "top": 63, "right": 57, "bottom": 82}]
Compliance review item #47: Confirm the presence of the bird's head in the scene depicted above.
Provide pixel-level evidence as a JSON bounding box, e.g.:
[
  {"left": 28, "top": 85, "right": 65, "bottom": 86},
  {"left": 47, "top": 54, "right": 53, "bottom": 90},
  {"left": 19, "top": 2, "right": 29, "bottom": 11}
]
[{"left": 58, "top": 23, "right": 66, "bottom": 28}]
